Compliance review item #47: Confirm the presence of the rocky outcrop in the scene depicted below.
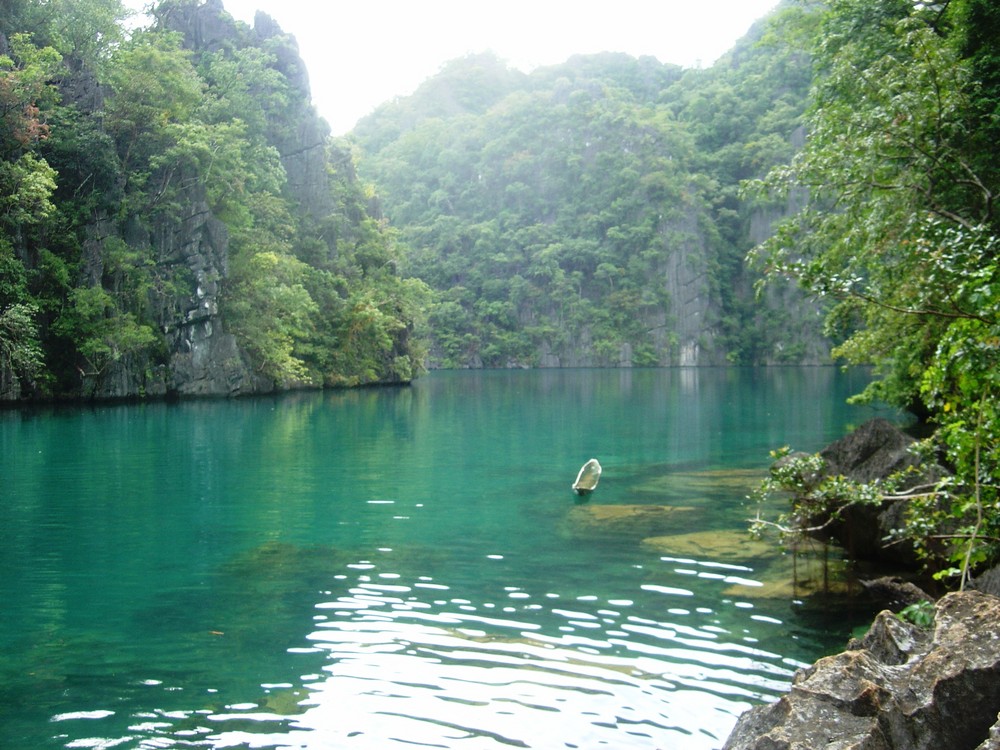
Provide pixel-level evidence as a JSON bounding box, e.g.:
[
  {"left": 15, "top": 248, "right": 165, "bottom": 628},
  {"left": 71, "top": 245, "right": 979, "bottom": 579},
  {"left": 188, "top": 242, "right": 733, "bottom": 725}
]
[
  {"left": 250, "top": 12, "right": 334, "bottom": 221},
  {"left": 806, "top": 418, "right": 946, "bottom": 565},
  {"left": 150, "top": 198, "right": 266, "bottom": 397},
  {"left": 819, "top": 417, "right": 924, "bottom": 484},
  {"left": 3, "top": 1, "right": 421, "bottom": 402},
  {"left": 61, "top": 1, "right": 329, "bottom": 400},
  {"left": 723, "top": 590, "right": 1000, "bottom": 750}
]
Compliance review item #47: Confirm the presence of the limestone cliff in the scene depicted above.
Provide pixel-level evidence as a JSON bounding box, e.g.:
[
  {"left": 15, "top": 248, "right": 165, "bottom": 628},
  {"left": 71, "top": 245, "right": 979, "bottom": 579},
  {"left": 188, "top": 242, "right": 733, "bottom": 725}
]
[{"left": 1, "top": 0, "right": 420, "bottom": 401}]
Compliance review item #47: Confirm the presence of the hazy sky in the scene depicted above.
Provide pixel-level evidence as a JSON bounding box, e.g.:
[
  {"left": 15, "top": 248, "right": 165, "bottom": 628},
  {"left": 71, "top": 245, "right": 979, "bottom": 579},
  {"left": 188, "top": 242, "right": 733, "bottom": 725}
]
[{"left": 131, "top": 0, "right": 781, "bottom": 134}]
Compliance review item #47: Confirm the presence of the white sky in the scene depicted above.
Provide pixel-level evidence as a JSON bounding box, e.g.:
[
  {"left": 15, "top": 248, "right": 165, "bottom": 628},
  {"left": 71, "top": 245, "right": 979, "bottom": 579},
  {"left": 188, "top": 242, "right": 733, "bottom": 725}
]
[{"left": 131, "top": 0, "right": 781, "bottom": 135}]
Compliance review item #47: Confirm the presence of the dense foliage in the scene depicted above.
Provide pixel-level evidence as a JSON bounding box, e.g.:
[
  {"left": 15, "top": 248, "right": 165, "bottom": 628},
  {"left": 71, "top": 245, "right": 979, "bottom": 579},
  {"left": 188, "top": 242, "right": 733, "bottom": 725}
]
[
  {"left": 747, "top": 0, "right": 1000, "bottom": 586},
  {"left": 0, "top": 0, "right": 427, "bottom": 398},
  {"left": 352, "top": 30, "right": 819, "bottom": 367}
]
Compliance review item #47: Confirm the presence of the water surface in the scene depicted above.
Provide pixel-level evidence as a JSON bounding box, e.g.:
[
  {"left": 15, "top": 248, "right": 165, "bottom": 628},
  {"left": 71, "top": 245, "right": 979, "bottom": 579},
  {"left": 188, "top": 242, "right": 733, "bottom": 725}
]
[{"left": 2, "top": 368, "right": 892, "bottom": 749}]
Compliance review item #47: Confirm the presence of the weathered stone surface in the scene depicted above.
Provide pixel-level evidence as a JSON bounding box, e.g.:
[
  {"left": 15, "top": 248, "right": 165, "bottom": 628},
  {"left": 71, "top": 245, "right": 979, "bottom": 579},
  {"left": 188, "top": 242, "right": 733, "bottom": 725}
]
[
  {"left": 972, "top": 564, "right": 1000, "bottom": 598},
  {"left": 723, "top": 591, "right": 1000, "bottom": 750},
  {"left": 167, "top": 322, "right": 266, "bottom": 397},
  {"left": 820, "top": 417, "right": 920, "bottom": 482},
  {"left": 807, "top": 418, "right": 946, "bottom": 565}
]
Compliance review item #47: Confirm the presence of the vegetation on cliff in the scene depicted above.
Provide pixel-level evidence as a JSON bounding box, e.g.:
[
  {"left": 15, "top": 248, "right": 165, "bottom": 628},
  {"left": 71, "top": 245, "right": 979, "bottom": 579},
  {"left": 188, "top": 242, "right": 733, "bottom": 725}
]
[
  {"left": 351, "top": 23, "right": 820, "bottom": 367},
  {"left": 0, "top": 0, "right": 428, "bottom": 399},
  {"left": 747, "top": 0, "right": 1000, "bottom": 588}
]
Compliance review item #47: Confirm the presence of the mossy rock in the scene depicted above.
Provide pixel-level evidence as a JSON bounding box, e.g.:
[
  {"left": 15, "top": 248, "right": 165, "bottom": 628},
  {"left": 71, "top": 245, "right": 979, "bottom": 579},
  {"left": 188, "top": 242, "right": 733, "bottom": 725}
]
[
  {"left": 563, "top": 504, "right": 702, "bottom": 539},
  {"left": 643, "top": 529, "right": 854, "bottom": 600},
  {"left": 261, "top": 686, "right": 315, "bottom": 715},
  {"left": 642, "top": 529, "right": 782, "bottom": 561}
]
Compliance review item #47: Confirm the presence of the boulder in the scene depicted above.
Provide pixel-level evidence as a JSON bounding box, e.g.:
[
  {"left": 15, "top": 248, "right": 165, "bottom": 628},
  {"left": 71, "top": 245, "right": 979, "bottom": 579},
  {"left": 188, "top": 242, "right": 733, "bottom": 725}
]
[
  {"left": 972, "top": 565, "right": 1000, "bottom": 598},
  {"left": 806, "top": 418, "right": 946, "bottom": 565},
  {"left": 819, "top": 417, "right": 921, "bottom": 482},
  {"left": 722, "top": 590, "right": 1000, "bottom": 750}
]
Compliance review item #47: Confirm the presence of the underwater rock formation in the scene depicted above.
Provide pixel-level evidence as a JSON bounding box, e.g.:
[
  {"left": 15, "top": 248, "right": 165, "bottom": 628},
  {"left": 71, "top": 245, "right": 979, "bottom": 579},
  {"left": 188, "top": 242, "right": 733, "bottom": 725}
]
[{"left": 562, "top": 504, "right": 700, "bottom": 541}]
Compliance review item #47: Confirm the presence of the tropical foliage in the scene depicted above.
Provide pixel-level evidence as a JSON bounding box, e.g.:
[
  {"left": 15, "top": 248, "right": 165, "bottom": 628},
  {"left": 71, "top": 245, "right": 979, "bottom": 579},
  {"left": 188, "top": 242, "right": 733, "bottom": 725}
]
[
  {"left": 0, "top": 0, "right": 427, "bottom": 398},
  {"left": 746, "top": 0, "right": 1000, "bottom": 586},
  {"left": 353, "top": 33, "right": 820, "bottom": 367}
]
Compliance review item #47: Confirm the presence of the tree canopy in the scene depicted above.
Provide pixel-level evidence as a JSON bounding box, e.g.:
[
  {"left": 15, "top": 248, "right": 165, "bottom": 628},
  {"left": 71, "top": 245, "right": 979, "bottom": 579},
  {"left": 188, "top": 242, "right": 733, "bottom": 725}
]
[
  {"left": 352, "top": 35, "right": 820, "bottom": 368},
  {"left": 0, "top": 0, "right": 428, "bottom": 398},
  {"left": 746, "top": 0, "right": 1000, "bottom": 585}
]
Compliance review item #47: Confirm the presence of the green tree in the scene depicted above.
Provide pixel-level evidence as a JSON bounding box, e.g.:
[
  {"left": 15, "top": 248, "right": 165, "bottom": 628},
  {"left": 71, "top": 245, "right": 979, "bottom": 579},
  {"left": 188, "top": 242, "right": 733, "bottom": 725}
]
[
  {"left": 0, "top": 240, "right": 43, "bottom": 392},
  {"left": 102, "top": 29, "right": 204, "bottom": 198},
  {"left": 746, "top": 0, "right": 1000, "bottom": 585},
  {"left": 52, "top": 284, "right": 156, "bottom": 385}
]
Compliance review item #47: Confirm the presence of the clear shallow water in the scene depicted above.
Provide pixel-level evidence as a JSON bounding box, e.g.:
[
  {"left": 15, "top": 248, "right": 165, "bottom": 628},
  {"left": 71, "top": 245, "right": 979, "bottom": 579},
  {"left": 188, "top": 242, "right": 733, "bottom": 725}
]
[{"left": 2, "top": 368, "right": 892, "bottom": 749}]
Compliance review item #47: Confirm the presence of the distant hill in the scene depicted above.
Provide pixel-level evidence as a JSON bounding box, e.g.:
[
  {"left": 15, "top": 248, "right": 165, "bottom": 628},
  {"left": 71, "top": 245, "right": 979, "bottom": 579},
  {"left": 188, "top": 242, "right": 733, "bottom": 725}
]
[{"left": 351, "top": 9, "right": 827, "bottom": 368}]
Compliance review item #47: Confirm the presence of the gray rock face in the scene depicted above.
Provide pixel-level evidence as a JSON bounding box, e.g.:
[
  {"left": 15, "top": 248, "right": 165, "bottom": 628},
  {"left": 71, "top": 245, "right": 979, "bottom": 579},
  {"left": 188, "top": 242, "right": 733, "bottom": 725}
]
[
  {"left": 722, "top": 590, "right": 1000, "bottom": 750},
  {"left": 155, "top": 199, "right": 269, "bottom": 397},
  {"left": 819, "top": 417, "right": 922, "bottom": 484},
  {"left": 167, "top": 321, "right": 265, "bottom": 397},
  {"left": 810, "top": 418, "right": 945, "bottom": 565},
  {"left": 80, "top": 196, "right": 267, "bottom": 400}
]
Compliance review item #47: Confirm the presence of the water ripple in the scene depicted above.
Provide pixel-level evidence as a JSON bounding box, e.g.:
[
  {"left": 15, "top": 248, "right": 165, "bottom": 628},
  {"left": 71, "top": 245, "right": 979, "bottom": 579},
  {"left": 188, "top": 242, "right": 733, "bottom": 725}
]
[{"left": 257, "top": 569, "right": 800, "bottom": 750}]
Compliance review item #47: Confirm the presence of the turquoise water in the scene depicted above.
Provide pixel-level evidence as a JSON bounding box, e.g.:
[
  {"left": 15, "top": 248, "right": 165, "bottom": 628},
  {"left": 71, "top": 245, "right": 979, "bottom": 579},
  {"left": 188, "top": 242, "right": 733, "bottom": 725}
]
[{"left": 2, "top": 368, "right": 891, "bottom": 749}]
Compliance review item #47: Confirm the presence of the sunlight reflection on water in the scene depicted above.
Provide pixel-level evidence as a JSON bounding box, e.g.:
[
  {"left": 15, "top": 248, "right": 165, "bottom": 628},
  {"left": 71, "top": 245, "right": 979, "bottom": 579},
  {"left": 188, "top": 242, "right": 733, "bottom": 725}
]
[{"left": 197, "top": 560, "right": 801, "bottom": 750}]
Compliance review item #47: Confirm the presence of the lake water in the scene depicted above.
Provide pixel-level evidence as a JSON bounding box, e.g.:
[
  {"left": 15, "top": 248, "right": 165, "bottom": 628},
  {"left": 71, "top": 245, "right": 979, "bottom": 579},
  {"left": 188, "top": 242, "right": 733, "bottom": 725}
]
[{"left": 2, "top": 368, "right": 894, "bottom": 749}]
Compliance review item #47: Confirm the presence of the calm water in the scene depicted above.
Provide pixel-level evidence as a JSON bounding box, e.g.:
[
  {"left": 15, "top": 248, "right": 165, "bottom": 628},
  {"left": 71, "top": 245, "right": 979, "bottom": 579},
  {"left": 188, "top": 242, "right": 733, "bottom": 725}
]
[{"left": 2, "top": 368, "right": 892, "bottom": 750}]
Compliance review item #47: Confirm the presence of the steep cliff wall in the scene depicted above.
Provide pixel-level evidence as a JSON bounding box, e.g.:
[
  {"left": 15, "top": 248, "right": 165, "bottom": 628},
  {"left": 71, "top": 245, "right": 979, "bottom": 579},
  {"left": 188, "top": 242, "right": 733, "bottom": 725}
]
[
  {"left": 1, "top": 0, "right": 421, "bottom": 401},
  {"left": 352, "top": 27, "right": 825, "bottom": 369},
  {"left": 81, "top": 2, "right": 281, "bottom": 398}
]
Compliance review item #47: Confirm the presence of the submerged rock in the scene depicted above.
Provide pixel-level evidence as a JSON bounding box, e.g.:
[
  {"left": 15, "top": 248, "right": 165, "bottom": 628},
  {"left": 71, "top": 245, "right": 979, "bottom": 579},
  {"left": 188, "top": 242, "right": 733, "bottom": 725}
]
[
  {"left": 562, "top": 504, "right": 701, "bottom": 540},
  {"left": 643, "top": 529, "right": 853, "bottom": 599},
  {"left": 642, "top": 529, "right": 781, "bottom": 561},
  {"left": 860, "top": 576, "right": 934, "bottom": 611},
  {"left": 722, "top": 590, "right": 1000, "bottom": 750},
  {"left": 630, "top": 468, "right": 762, "bottom": 504}
]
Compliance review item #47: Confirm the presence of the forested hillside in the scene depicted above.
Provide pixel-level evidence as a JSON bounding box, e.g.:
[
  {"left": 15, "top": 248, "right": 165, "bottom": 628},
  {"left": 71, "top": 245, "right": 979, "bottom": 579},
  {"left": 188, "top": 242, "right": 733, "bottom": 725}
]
[
  {"left": 351, "top": 10, "right": 821, "bottom": 368},
  {"left": 0, "top": 0, "right": 428, "bottom": 400}
]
